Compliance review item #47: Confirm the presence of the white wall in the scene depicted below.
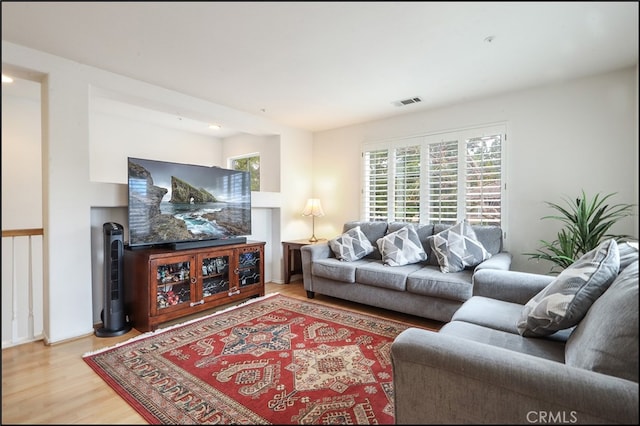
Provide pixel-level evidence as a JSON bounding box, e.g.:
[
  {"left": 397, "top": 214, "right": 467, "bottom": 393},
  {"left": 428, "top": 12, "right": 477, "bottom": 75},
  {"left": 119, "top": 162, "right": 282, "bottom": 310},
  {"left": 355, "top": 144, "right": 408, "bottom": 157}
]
[
  {"left": 1, "top": 84, "right": 42, "bottom": 229},
  {"left": 313, "top": 67, "right": 639, "bottom": 274},
  {"left": 223, "top": 133, "right": 281, "bottom": 193},
  {"left": 2, "top": 40, "right": 314, "bottom": 344},
  {"left": 90, "top": 110, "right": 224, "bottom": 183}
]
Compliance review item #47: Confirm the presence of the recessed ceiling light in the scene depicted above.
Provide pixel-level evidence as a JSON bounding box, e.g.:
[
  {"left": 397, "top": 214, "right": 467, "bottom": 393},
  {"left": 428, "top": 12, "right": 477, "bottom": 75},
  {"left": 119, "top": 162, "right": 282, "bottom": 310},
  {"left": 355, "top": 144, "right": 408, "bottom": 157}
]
[
  {"left": 2, "top": 74, "right": 14, "bottom": 83},
  {"left": 208, "top": 124, "right": 221, "bottom": 130}
]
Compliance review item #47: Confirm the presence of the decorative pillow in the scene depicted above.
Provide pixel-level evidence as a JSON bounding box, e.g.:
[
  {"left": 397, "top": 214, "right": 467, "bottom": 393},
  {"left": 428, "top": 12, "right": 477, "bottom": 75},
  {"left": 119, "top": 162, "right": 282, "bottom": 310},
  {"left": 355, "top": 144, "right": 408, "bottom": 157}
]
[
  {"left": 343, "top": 221, "right": 388, "bottom": 260},
  {"left": 329, "top": 225, "right": 374, "bottom": 262},
  {"left": 564, "top": 261, "right": 638, "bottom": 383},
  {"left": 516, "top": 238, "right": 620, "bottom": 337},
  {"left": 618, "top": 240, "right": 638, "bottom": 271},
  {"left": 376, "top": 226, "right": 428, "bottom": 266},
  {"left": 429, "top": 220, "right": 492, "bottom": 273}
]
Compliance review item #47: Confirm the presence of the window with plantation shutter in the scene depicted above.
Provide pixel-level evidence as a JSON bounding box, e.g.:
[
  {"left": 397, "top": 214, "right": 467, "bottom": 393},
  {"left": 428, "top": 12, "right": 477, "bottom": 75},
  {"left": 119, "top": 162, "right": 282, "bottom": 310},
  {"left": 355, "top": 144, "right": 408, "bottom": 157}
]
[
  {"left": 427, "top": 140, "right": 458, "bottom": 225},
  {"left": 363, "top": 148, "right": 389, "bottom": 221},
  {"left": 465, "top": 134, "right": 502, "bottom": 225},
  {"left": 362, "top": 124, "right": 506, "bottom": 227},
  {"left": 394, "top": 145, "right": 421, "bottom": 222}
]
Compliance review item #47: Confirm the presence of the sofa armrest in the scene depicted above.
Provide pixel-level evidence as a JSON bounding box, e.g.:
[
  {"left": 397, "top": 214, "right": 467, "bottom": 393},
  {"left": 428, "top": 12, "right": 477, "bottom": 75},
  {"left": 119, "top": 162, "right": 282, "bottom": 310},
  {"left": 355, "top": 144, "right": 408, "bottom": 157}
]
[
  {"left": 472, "top": 269, "right": 554, "bottom": 304},
  {"left": 391, "top": 328, "right": 639, "bottom": 425},
  {"left": 475, "top": 251, "right": 512, "bottom": 271},
  {"left": 300, "top": 243, "right": 332, "bottom": 291}
]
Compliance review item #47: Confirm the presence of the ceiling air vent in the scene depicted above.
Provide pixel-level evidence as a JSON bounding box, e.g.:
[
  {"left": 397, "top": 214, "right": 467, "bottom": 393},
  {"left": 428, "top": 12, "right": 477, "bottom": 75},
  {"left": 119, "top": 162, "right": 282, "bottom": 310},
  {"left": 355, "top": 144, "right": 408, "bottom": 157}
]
[{"left": 393, "top": 96, "right": 422, "bottom": 107}]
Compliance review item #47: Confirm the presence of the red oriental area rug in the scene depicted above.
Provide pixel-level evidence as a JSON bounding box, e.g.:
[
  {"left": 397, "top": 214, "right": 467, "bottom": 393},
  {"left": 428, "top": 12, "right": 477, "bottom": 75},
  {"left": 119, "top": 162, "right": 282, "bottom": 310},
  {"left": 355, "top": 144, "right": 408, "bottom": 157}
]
[{"left": 83, "top": 293, "right": 417, "bottom": 424}]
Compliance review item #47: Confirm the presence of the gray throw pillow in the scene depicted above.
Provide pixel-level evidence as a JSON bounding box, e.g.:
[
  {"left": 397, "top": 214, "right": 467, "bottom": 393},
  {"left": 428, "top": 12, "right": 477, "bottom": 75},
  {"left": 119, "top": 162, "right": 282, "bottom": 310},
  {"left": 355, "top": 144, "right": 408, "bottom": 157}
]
[
  {"left": 516, "top": 239, "right": 620, "bottom": 337},
  {"left": 376, "top": 226, "right": 428, "bottom": 266},
  {"left": 565, "top": 260, "right": 638, "bottom": 382},
  {"left": 329, "top": 225, "right": 374, "bottom": 262},
  {"left": 429, "top": 220, "right": 492, "bottom": 273},
  {"left": 618, "top": 240, "right": 638, "bottom": 271}
]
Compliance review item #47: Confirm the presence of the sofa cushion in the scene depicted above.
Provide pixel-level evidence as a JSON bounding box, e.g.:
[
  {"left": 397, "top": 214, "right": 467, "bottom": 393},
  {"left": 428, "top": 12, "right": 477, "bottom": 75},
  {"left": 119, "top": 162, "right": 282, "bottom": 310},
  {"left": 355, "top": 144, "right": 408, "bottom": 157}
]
[
  {"left": 377, "top": 226, "right": 427, "bottom": 266},
  {"left": 565, "top": 261, "right": 639, "bottom": 383},
  {"left": 343, "top": 221, "right": 388, "bottom": 259},
  {"left": 406, "top": 266, "right": 473, "bottom": 301},
  {"left": 429, "top": 220, "right": 492, "bottom": 273},
  {"left": 452, "top": 296, "right": 528, "bottom": 335},
  {"left": 329, "top": 225, "right": 375, "bottom": 261},
  {"left": 440, "top": 321, "right": 566, "bottom": 362},
  {"left": 516, "top": 239, "right": 620, "bottom": 337},
  {"left": 312, "top": 258, "right": 374, "bottom": 283},
  {"left": 471, "top": 225, "right": 504, "bottom": 255},
  {"left": 451, "top": 296, "right": 573, "bottom": 341},
  {"left": 355, "top": 261, "right": 422, "bottom": 291}
]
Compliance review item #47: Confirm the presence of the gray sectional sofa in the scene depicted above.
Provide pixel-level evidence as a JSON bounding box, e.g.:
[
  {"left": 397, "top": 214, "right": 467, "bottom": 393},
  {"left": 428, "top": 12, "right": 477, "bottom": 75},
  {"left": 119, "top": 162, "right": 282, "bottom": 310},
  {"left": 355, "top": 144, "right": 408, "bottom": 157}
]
[
  {"left": 300, "top": 220, "right": 511, "bottom": 322},
  {"left": 391, "top": 241, "right": 639, "bottom": 424}
]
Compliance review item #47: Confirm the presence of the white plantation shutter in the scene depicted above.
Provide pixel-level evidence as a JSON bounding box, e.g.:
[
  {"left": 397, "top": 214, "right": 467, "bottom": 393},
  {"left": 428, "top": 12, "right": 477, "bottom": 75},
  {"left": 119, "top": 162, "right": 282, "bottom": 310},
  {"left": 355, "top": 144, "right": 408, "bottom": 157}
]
[
  {"left": 465, "top": 134, "right": 502, "bottom": 225},
  {"left": 363, "top": 148, "right": 389, "bottom": 221},
  {"left": 427, "top": 140, "right": 458, "bottom": 225},
  {"left": 394, "top": 145, "right": 421, "bottom": 222},
  {"left": 362, "top": 124, "right": 506, "bottom": 227}
]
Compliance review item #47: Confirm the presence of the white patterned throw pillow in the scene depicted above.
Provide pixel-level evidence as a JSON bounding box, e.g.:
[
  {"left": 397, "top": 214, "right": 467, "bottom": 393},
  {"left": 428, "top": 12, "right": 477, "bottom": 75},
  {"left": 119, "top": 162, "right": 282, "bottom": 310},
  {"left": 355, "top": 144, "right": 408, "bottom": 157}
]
[
  {"left": 377, "top": 226, "right": 428, "bottom": 266},
  {"left": 516, "top": 238, "right": 620, "bottom": 337},
  {"left": 429, "top": 220, "right": 492, "bottom": 273},
  {"left": 329, "top": 225, "right": 375, "bottom": 262}
]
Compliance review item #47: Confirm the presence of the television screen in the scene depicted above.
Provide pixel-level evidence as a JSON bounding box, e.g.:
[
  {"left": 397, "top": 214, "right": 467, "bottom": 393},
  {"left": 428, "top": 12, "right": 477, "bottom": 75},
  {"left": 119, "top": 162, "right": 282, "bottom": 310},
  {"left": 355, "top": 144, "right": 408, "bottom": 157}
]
[{"left": 127, "top": 157, "right": 252, "bottom": 248}]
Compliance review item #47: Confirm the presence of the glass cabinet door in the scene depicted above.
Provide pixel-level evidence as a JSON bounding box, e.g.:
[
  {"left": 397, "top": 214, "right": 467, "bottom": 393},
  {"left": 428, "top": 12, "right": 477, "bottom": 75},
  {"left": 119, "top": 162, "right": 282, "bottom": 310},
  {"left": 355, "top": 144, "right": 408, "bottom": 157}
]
[
  {"left": 151, "top": 255, "right": 195, "bottom": 314},
  {"left": 201, "top": 253, "right": 230, "bottom": 298},
  {"left": 237, "top": 248, "right": 261, "bottom": 287}
]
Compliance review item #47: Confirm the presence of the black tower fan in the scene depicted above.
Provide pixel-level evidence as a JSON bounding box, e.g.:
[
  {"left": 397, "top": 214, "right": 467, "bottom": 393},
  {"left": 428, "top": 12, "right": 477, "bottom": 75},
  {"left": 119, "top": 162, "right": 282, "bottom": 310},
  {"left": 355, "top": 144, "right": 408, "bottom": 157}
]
[{"left": 96, "top": 222, "right": 131, "bottom": 337}]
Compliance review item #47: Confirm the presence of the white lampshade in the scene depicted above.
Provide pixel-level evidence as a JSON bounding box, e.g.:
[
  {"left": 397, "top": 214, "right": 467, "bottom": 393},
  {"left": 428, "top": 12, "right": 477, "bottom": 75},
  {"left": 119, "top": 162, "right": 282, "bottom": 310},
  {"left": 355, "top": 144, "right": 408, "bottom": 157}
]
[
  {"left": 302, "top": 198, "right": 324, "bottom": 242},
  {"left": 302, "top": 198, "right": 325, "bottom": 217}
]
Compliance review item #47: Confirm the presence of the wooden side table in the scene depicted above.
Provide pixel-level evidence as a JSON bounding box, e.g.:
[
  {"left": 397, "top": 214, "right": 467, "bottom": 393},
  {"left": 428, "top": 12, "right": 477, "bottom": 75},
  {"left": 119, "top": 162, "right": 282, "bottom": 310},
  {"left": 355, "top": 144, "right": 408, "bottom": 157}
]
[{"left": 282, "top": 239, "right": 326, "bottom": 284}]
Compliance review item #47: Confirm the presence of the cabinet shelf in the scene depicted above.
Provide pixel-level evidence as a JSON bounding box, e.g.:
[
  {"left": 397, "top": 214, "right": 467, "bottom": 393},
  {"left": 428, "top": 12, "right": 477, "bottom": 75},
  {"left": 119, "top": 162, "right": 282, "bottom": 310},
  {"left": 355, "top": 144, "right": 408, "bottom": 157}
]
[{"left": 124, "top": 241, "right": 265, "bottom": 332}]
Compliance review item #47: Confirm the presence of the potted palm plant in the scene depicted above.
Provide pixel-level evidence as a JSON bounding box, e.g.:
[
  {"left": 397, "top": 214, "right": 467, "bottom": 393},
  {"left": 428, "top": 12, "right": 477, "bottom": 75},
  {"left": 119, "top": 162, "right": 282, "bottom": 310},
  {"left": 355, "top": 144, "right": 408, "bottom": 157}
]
[{"left": 526, "top": 190, "right": 635, "bottom": 274}]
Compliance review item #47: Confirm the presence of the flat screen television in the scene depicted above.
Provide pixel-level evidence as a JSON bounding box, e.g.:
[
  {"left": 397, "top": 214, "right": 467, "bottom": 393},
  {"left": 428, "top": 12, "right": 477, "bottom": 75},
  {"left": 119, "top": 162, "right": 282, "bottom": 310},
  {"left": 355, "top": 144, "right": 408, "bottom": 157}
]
[{"left": 127, "top": 157, "right": 252, "bottom": 250}]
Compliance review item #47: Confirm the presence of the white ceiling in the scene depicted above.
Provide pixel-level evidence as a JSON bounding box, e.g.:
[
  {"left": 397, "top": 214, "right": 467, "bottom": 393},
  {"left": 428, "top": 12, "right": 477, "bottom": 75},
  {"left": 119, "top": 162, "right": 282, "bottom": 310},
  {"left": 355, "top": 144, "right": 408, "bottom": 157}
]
[{"left": 2, "top": 2, "right": 638, "bottom": 134}]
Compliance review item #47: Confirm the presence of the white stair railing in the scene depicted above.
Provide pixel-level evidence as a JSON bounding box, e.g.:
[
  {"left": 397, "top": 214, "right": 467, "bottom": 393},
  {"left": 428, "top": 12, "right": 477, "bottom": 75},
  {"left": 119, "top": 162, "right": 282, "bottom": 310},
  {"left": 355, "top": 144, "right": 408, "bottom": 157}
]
[{"left": 2, "top": 229, "right": 44, "bottom": 349}]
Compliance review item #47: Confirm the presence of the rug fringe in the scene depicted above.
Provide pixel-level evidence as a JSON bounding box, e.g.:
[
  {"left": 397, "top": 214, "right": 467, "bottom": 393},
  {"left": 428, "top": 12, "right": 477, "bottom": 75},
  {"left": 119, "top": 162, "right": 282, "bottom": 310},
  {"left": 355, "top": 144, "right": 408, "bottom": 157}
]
[{"left": 82, "top": 292, "right": 281, "bottom": 358}]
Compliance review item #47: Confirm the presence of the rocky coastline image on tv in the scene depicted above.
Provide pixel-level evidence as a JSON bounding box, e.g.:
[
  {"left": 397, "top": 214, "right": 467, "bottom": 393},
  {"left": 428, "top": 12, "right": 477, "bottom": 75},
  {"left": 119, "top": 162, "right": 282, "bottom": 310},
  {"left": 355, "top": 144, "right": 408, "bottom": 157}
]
[{"left": 127, "top": 157, "right": 252, "bottom": 247}]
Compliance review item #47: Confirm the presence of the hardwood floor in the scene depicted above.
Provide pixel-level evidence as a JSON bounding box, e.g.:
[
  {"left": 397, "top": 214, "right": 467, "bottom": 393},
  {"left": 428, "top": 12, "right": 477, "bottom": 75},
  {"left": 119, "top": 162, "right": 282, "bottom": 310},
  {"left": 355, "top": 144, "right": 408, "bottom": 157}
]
[{"left": 1, "top": 279, "right": 443, "bottom": 424}]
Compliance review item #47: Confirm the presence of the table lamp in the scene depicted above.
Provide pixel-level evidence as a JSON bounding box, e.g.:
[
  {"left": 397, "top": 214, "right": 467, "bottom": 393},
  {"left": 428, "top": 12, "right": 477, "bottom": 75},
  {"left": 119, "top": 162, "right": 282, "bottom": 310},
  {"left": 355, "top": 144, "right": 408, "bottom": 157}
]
[{"left": 302, "top": 198, "right": 324, "bottom": 242}]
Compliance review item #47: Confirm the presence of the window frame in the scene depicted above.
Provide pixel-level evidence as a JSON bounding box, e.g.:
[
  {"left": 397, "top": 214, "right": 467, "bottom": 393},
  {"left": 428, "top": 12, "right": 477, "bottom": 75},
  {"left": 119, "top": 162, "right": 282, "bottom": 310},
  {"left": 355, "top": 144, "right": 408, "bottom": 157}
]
[{"left": 228, "top": 152, "right": 260, "bottom": 192}]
